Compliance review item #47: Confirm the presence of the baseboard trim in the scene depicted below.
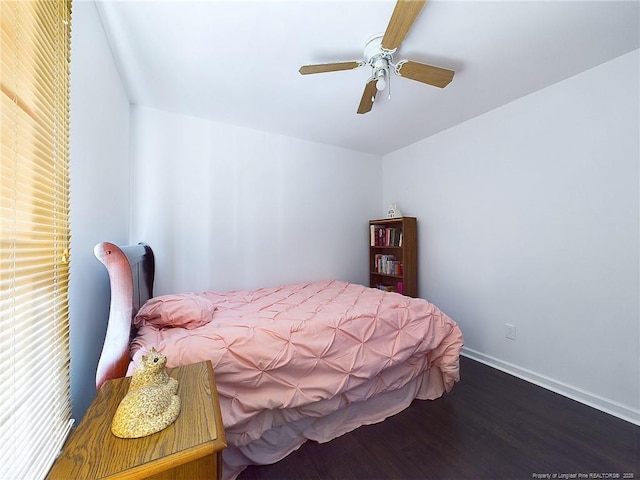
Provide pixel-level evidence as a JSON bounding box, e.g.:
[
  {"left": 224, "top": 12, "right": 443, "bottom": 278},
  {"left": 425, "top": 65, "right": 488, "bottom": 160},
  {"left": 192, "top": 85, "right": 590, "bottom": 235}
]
[{"left": 461, "top": 347, "right": 640, "bottom": 426}]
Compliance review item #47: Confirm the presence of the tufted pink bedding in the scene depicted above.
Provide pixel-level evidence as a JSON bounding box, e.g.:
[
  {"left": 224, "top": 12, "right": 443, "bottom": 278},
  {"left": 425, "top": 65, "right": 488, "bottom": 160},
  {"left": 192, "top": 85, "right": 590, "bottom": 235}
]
[{"left": 128, "top": 280, "right": 463, "bottom": 479}]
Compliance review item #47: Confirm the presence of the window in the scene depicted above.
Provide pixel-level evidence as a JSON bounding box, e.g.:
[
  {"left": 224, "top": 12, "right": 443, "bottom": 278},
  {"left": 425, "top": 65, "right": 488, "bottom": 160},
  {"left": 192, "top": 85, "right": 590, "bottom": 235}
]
[{"left": 0, "top": 1, "right": 73, "bottom": 478}]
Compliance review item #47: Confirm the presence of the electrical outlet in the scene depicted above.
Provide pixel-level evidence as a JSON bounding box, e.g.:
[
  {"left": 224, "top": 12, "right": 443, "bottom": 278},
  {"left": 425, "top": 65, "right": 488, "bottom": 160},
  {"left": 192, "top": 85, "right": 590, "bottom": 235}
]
[{"left": 505, "top": 324, "right": 516, "bottom": 340}]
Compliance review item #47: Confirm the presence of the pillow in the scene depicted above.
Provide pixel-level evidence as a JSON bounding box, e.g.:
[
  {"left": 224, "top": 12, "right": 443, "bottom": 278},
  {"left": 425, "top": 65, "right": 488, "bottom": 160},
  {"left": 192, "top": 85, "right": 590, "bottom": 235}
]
[{"left": 134, "top": 293, "right": 216, "bottom": 330}]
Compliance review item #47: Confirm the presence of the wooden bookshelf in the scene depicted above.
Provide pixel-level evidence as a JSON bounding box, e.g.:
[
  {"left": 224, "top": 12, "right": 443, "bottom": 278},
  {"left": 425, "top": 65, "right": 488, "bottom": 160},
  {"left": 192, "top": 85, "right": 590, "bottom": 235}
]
[{"left": 369, "top": 217, "right": 417, "bottom": 297}]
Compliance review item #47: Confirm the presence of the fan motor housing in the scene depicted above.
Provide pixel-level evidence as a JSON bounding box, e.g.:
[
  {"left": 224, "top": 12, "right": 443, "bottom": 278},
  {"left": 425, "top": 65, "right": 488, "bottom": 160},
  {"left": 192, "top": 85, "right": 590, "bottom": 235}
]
[
  {"left": 364, "top": 34, "right": 395, "bottom": 63},
  {"left": 364, "top": 34, "right": 393, "bottom": 78}
]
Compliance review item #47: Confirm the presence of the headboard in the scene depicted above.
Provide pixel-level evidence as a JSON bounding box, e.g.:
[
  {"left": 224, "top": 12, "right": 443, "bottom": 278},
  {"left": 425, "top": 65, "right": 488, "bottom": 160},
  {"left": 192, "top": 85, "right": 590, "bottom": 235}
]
[{"left": 94, "top": 242, "right": 155, "bottom": 391}]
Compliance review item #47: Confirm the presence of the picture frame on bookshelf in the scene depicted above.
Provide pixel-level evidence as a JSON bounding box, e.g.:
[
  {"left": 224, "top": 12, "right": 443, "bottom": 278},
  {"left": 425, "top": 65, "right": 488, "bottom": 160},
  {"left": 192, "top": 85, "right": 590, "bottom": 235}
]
[{"left": 386, "top": 203, "right": 402, "bottom": 218}]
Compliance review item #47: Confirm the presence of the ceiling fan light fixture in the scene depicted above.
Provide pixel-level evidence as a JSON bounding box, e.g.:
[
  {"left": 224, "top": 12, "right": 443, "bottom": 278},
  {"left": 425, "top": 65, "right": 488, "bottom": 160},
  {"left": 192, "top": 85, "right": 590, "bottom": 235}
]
[{"left": 375, "top": 70, "right": 387, "bottom": 91}]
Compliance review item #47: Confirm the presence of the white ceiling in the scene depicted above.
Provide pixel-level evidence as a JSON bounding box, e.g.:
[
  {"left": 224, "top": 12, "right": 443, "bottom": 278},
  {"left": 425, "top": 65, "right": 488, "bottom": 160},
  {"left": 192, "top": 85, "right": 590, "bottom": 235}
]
[{"left": 95, "top": 0, "right": 640, "bottom": 156}]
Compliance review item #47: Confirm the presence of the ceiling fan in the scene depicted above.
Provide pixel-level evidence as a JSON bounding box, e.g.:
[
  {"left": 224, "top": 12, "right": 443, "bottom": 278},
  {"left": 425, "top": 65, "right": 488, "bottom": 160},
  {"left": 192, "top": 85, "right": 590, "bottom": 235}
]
[{"left": 299, "top": 0, "right": 454, "bottom": 115}]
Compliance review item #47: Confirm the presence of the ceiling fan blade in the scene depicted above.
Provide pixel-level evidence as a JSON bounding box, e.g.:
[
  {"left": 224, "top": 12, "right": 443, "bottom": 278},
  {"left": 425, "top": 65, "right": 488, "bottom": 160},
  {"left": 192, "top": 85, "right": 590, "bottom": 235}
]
[
  {"left": 357, "top": 78, "right": 378, "bottom": 115},
  {"left": 397, "top": 60, "right": 454, "bottom": 88},
  {"left": 381, "top": 0, "right": 427, "bottom": 51},
  {"left": 299, "top": 61, "right": 360, "bottom": 75}
]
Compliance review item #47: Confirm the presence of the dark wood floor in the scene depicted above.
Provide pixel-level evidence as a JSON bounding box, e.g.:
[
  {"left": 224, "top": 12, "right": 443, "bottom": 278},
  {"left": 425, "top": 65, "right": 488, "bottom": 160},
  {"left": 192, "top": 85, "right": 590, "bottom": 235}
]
[{"left": 239, "top": 356, "right": 639, "bottom": 480}]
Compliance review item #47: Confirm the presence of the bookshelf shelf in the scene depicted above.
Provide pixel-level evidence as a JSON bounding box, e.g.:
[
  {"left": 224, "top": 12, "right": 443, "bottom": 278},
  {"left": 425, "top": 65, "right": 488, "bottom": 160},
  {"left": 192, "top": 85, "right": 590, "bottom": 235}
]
[
  {"left": 369, "top": 217, "right": 417, "bottom": 297},
  {"left": 370, "top": 272, "right": 404, "bottom": 280}
]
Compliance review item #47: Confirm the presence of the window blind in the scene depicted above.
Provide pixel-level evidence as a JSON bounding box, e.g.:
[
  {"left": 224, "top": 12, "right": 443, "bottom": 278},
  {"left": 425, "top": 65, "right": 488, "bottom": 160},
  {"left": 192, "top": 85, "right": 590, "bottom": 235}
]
[{"left": 0, "top": 1, "right": 73, "bottom": 479}]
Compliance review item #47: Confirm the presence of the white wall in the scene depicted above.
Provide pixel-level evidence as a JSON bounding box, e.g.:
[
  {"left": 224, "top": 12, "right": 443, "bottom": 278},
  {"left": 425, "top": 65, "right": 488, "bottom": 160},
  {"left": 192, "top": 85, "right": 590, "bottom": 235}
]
[
  {"left": 382, "top": 51, "right": 640, "bottom": 424},
  {"left": 69, "top": 1, "right": 131, "bottom": 421},
  {"left": 130, "top": 106, "right": 381, "bottom": 295}
]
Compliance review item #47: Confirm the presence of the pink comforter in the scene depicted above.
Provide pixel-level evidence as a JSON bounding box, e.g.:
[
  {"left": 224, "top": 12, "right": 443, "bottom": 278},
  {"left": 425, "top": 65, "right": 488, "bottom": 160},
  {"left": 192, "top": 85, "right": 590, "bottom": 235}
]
[{"left": 129, "top": 280, "right": 463, "bottom": 472}]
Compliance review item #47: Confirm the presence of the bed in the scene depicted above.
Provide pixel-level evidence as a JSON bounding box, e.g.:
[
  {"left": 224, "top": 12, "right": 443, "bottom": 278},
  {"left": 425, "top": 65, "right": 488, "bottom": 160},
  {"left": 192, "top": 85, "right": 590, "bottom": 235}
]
[{"left": 94, "top": 242, "right": 464, "bottom": 479}]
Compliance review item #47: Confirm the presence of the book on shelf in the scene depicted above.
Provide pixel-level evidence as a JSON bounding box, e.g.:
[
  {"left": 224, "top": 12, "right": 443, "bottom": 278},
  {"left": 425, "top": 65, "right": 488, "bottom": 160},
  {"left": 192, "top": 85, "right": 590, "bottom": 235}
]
[
  {"left": 370, "top": 225, "right": 403, "bottom": 247},
  {"left": 373, "top": 254, "right": 403, "bottom": 275},
  {"left": 376, "top": 284, "right": 397, "bottom": 293}
]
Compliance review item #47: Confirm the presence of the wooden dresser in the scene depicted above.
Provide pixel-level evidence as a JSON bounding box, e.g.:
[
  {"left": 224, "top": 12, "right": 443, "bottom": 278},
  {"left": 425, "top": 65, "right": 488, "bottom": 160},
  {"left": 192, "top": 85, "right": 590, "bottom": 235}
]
[{"left": 47, "top": 361, "right": 226, "bottom": 480}]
